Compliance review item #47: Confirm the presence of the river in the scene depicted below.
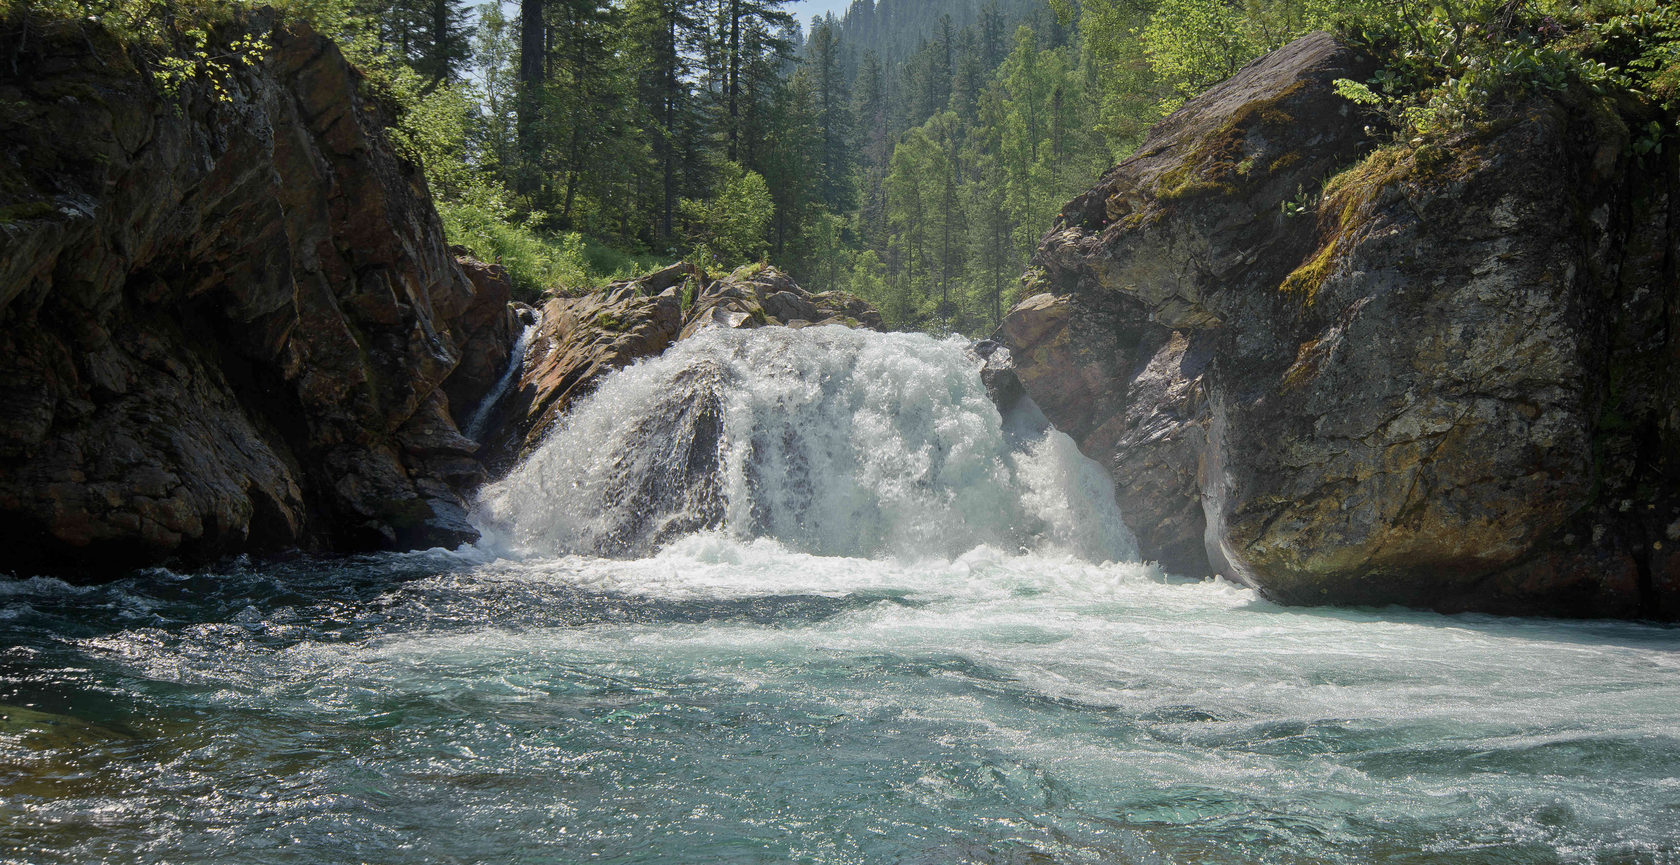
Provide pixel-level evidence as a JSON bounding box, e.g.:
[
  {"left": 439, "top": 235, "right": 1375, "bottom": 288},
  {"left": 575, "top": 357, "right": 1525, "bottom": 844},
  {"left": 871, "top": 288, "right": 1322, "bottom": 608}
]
[{"left": 3, "top": 326, "right": 1677, "bottom": 864}]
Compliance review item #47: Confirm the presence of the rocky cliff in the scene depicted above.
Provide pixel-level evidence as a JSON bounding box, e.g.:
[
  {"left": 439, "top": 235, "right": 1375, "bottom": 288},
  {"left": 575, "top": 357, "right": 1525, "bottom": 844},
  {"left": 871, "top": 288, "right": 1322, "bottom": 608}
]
[
  {"left": 0, "top": 15, "right": 516, "bottom": 576},
  {"left": 1000, "top": 32, "right": 1680, "bottom": 619}
]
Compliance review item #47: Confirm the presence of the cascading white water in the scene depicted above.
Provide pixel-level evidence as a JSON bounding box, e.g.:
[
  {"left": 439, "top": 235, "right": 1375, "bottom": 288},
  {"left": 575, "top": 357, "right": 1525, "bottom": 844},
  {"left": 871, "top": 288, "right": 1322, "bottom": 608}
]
[
  {"left": 464, "top": 320, "right": 539, "bottom": 441},
  {"left": 474, "top": 325, "right": 1136, "bottom": 563}
]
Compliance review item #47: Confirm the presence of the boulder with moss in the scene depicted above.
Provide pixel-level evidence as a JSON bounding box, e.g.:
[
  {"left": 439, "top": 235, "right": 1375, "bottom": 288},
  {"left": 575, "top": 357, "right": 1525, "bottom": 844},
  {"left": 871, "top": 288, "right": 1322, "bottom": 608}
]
[{"left": 1000, "top": 31, "right": 1680, "bottom": 619}]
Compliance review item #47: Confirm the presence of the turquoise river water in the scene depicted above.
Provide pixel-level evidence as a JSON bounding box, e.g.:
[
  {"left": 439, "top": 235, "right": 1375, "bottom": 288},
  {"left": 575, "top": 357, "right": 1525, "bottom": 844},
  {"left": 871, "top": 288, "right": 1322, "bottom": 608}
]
[{"left": 2, "top": 327, "right": 1677, "bottom": 864}]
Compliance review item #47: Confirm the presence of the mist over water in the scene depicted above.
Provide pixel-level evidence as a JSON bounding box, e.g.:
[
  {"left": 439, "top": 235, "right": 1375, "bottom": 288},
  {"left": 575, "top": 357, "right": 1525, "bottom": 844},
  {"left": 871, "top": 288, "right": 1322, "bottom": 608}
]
[{"left": 3, "top": 326, "right": 1678, "bottom": 864}]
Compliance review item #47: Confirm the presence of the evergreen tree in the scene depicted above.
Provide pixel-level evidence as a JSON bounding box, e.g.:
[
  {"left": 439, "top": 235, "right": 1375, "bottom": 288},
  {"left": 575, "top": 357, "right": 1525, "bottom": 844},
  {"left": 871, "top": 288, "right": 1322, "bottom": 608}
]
[
  {"left": 852, "top": 48, "right": 890, "bottom": 257},
  {"left": 538, "top": 0, "right": 627, "bottom": 228},
  {"left": 806, "top": 15, "right": 853, "bottom": 214},
  {"left": 346, "top": 0, "right": 1181, "bottom": 327},
  {"left": 624, "top": 0, "right": 704, "bottom": 240},
  {"left": 717, "top": 0, "right": 795, "bottom": 163},
  {"left": 360, "top": 0, "right": 471, "bottom": 89},
  {"left": 516, "top": 0, "right": 546, "bottom": 192}
]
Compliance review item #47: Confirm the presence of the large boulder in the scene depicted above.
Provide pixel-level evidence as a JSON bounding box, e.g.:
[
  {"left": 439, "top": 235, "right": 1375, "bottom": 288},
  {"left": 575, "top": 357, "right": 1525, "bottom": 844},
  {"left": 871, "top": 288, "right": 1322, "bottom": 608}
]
[
  {"left": 1001, "top": 32, "right": 1680, "bottom": 619},
  {"left": 0, "top": 15, "right": 514, "bottom": 576},
  {"left": 480, "top": 272, "right": 688, "bottom": 472}
]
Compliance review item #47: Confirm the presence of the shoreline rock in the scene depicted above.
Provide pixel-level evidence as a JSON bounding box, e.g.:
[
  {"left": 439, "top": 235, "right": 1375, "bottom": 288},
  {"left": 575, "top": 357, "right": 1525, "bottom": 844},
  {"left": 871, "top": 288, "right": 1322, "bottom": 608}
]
[
  {"left": 1000, "top": 31, "right": 1680, "bottom": 620},
  {"left": 0, "top": 16, "right": 513, "bottom": 577}
]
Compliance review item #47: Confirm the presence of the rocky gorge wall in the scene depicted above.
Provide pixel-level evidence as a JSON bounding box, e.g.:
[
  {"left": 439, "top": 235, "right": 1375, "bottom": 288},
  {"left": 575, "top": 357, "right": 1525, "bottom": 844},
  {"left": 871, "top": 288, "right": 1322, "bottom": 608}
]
[
  {"left": 999, "top": 32, "right": 1680, "bottom": 619},
  {"left": 0, "top": 15, "right": 516, "bottom": 576}
]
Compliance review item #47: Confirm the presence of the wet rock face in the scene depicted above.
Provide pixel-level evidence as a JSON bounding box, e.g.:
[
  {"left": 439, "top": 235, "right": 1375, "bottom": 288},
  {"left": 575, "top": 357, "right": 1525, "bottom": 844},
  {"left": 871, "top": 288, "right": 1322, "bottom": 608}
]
[
  {"left": 442, "top": 252, "right": 521, "bottom": 431},
  {"left": 998, "top": 291, "right": 1214, "bottom": 577},
  {"left": 482, "top": 263, "right": 883, "bottom": 471},
  {"left": 1002, "top": 31, "right": 1680, "bottom": 619},
  {"left": 0, "top": 18, "right": 513, "bottom": 576},
  {"left": 1043, "top": 32, "right": 1379, "bottom": 331}
]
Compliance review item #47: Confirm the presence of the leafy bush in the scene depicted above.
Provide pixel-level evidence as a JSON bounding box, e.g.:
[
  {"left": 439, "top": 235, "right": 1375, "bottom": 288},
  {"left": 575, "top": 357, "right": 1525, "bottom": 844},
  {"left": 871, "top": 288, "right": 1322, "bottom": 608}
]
[
  {"left": 439, "top": 198, "right": 666, "bottom": 301},
  {"left": 678, "top": 162, "right": 773, "bottom": 269},
  {"left": 438, "top": 200, "right": 592, "bottom": 301},
  {"left": 1328, "top": 0, "right": 1678, "bottom": 146}
]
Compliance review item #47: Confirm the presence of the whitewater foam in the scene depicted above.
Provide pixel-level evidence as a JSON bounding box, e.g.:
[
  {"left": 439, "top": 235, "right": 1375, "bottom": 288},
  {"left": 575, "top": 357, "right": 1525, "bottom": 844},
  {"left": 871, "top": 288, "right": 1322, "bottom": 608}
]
[{"left": 474, "top": 325, "right": 1137, "bottom": 564}]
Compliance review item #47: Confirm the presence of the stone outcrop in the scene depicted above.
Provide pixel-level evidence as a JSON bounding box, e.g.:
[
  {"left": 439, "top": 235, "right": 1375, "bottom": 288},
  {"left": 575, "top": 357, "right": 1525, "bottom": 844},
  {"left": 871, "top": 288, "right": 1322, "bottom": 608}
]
[
  {"left": 482, "top": 263, "right": 883, "bottom": 470},
  {"left": 1000, "top": 31, "right": 1680, "bottom": 619},
  {"left": 0, "top": 16, "right": 515, "bottom": 576}
]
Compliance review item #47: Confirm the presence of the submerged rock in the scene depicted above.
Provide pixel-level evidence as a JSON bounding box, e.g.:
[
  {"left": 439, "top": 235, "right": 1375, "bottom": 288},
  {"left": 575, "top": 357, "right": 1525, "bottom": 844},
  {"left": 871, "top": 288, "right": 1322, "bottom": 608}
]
[
  {"left": 1002, "top": 31, "right": 1680, "bottom": 619},
  {"left": 0, "top": 15, "right": 514, "bottom": 575}
]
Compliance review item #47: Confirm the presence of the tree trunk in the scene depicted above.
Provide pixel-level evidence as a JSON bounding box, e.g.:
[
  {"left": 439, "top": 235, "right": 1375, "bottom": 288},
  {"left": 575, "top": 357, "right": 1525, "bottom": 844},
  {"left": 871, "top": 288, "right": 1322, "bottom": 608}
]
[
  {"left": 517, "top": 0, "right": 546, "bottom": 193},
  {"left": 727, "top": 0, "right": 741, "bottom": 162},
  {"left": 560, "top": 124, "right": 585, "bottom": 227},
  {"left": 662, "top": 12, "right": 678, "bottom": 238}
]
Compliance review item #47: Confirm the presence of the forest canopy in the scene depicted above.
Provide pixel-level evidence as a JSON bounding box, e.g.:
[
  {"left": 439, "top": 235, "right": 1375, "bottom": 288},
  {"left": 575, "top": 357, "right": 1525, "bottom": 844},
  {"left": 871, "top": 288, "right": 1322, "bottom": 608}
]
[{"left": 5, "top": 0, "right": 1678, "bottom": 331}]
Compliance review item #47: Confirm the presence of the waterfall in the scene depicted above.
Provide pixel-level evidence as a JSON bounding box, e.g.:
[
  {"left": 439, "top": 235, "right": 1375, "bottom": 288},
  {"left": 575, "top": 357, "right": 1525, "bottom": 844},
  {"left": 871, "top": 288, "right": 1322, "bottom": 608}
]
[
  {"left": 464, "top": 320, "right": 538, "bottom": 441},
  {"left": 474, "top": 325, "right": 1137, "bottom": 562}
]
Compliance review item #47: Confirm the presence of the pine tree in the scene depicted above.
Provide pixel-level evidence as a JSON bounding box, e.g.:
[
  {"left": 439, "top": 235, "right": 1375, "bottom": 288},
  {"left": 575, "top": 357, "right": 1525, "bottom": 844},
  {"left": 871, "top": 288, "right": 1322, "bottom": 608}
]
[
  {"left": 716, "top": 0, "right": 795, "bottom": 163},
  {"left": 538, "top": 0, "right": 626, "bottom": 228},
  {"left": 806, "top": 15, "right": 853, "bottom": 214},
  {"left": 360, "top": 0, "right": 471, "bottom": 89},
  {"left": 625, "top": 0, "right": 704, "bottom": 240},
  {"left": 852, "top": 49, "right": 890, "bottom": 258}
]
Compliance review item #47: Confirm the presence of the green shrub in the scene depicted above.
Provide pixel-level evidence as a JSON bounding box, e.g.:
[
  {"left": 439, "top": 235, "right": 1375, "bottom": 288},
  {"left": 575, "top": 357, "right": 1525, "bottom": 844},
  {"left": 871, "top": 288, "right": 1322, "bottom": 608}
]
[
  {"left": 439, "top": 200, "right": 591, "bottom": 301},
  {"left": 677, "top": 162, "right": 773, "bottom": 268}
]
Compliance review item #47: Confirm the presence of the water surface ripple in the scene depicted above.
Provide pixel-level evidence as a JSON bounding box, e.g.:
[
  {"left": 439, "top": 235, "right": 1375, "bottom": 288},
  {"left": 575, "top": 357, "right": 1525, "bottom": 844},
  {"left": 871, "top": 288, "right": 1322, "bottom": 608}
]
[{"left": 2, "top": 545, "right": 1677, "bottom": 865}]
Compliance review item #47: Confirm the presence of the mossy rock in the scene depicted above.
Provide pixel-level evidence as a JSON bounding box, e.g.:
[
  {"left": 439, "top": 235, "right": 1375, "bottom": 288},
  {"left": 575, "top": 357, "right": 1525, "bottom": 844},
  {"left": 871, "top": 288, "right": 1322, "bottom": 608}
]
[
  {"left": 1154, "top": 81, "right": 1309, "bottom": 202},
  {"left": 0, "top": 200, "right": 61, "bottom": 226},
  {"left": 593, "top": 311, "right": 632, "bottom": 333}
]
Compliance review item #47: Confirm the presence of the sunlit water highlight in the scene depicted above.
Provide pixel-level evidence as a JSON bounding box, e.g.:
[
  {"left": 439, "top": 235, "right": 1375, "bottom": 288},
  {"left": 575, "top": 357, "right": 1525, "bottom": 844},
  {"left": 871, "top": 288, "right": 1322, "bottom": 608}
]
[{"left": 3, "top": 327, "right": 1678, "bottom": 864}]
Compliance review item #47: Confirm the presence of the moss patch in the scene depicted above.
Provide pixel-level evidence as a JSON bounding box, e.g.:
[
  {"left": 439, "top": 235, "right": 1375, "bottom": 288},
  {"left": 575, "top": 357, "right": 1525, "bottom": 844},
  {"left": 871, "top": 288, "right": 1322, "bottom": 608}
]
[
  {"left": 593, "top": 311, "right": 631, "bottom": 332},
  {"left": 1268, "top": 151, "right": 1302, "bottom": 173},
  {"left": 1279, "top": 239, "right": 1342, "bottom": 306},
  {"left": 1278, "top": 145, "right": 1426, "bottom": 305},
  {"left": 1155, "top": 81, "right": 1309, "bottom": 202},
  {"left": 1317, "top": 145, "right": 1412, "bottom": 234},
  {"left": 1115, "top": 208, "right": 1166, "bottom": 232},
  {"left": 1158, "top": 177, "right": 1239, "bottom": 201},
  {"left": 0, "top": 200, "right": 61, "bottom": 224},
  {"left": 731, "top": 261, "right": 768, "bottom": 280}
]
